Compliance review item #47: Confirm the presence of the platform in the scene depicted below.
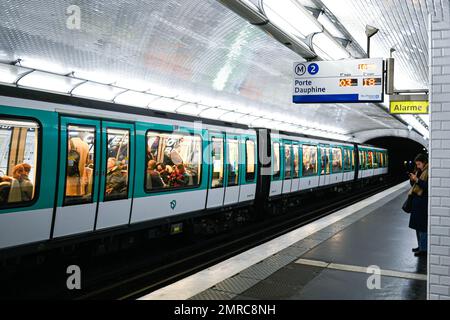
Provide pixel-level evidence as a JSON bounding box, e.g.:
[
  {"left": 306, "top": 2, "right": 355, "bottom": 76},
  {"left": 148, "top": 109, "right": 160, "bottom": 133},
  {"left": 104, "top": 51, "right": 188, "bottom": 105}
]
[{"left": 140, "top": 181, "right": 427, "bottom": 300}]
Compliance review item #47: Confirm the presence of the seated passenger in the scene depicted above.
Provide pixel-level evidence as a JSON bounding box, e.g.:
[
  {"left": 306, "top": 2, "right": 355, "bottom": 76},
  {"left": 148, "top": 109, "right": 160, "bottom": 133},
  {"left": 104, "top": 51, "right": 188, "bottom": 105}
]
[
  {"left": 146, "top": 160, "right": 165, "bottom": 190},
  {"left": 169, "top": 164, "right": 189, "bottom": 187},
  {"left": 0, "top": 176, "right": 12, "bottom": 204},
  {"left": 105, "top": 157, "right": 127, "bottom": 198},
  {"left": 155, "top": 163, "right": 169, "bottom": 184},
  {"left": 8, "top": 164, "right": 25, "bottom": 203},
  {"left": 20, "top": 163, "right": 33, "bottom": 201}
]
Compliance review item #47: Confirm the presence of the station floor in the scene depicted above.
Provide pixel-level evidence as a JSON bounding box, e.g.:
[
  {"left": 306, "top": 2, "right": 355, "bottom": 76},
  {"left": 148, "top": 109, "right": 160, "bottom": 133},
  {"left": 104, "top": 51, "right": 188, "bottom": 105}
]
[{"left": 141, "top": 181, "right": 427, "bottom": 300}]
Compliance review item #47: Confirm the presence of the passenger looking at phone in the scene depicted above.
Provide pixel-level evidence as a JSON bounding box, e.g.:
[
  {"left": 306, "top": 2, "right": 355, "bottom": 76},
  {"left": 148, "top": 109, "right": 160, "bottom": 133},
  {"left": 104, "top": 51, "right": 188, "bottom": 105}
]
[{"left": 407, "top": 153, "right": 429, "bottom": 257}]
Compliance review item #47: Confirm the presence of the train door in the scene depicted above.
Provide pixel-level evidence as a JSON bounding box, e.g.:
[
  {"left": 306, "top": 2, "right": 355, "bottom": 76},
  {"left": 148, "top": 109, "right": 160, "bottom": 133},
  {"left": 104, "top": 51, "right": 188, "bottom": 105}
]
[
  {"left": 206, "top": 133, "right": 226, "bottom": 208},
  {"left": 238, "top": 136, "right": 257, "bottom": 202},
  {"left": 53, "top": 117, "right": 101, "bottom": 237},
  {"left": 319, "top": 144, "right": 331, "bottom": 186},
  {"left": 282, "top": 141, "right": 292, "bottom": 194},
  {"left": 223, "top": 134, "right": 241, "bottom": 205},
  {"left": 269, "top": 138, "right": 282, "bottom": 197},
  {"left": 95, "top": 121, "right": 134, "bottom": 230}
]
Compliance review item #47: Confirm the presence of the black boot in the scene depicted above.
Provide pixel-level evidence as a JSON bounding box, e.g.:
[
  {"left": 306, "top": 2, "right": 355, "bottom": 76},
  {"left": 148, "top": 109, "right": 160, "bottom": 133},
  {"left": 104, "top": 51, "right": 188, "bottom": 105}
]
[{"left": 414, "top": 251, "right": 427, "bottom": 257}]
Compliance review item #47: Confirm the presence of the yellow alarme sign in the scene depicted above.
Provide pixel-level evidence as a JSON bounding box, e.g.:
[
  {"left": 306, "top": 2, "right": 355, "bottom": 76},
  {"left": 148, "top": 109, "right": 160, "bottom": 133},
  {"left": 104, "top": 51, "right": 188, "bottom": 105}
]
[{"left": 389, "top": 100, "right": 429, "bottom": 114}]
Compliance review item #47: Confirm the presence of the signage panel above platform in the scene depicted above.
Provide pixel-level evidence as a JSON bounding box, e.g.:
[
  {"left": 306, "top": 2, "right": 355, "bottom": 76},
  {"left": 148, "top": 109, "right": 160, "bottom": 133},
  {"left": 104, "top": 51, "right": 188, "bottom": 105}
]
[
  {"left": 389, "top": 94, "right": 429, "bottom": 114},
  {"left": 293, "top": 58, "right": 384, "bottom": 104}
]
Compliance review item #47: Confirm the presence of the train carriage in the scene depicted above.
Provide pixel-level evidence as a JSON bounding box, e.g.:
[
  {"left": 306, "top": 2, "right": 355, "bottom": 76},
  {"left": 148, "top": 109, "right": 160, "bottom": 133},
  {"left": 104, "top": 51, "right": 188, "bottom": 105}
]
[{"left": 0, "top": 88, "right": 388, "bottom": 258}]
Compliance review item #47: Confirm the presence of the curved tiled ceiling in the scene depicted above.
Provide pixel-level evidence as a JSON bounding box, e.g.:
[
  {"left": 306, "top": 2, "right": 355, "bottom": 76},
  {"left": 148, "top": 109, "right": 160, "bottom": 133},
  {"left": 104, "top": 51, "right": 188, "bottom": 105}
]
[{"left": 0, "top": 0, "right": 412, "bottom": 138}]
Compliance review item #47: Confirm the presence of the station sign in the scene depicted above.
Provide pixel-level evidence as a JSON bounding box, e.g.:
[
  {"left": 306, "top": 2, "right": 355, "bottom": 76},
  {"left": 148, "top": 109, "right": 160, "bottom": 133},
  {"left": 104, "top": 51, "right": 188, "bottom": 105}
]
[
  {"left": 389, "top": 94, "right": 429, "bottom": 114},
  {"left": 293, "top": 58, "right": 384, "bottom": 104}
]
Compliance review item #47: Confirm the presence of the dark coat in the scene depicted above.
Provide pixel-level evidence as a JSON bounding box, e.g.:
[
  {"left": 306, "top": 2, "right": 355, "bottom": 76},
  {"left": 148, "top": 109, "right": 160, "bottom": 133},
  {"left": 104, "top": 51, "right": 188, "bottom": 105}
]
[{"left": 409, "top": 178, "right": 428, "bottom": 232}]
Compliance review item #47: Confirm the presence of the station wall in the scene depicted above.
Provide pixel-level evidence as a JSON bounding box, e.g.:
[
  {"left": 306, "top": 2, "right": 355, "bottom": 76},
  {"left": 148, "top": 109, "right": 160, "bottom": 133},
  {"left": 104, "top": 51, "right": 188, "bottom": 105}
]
[{"left": 429, "top": 1, "right": 450, "bottom": 300}]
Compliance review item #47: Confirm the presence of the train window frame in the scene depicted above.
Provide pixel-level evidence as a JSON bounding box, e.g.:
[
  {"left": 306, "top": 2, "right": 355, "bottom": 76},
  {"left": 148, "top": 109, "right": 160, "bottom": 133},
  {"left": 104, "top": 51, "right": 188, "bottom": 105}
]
[
  {"left": 302, "top": 144, "right": 318, "bottom": 177},
  {"left": 0, "top": 116, "right": 42, "bottom": 210},
  {"left": 245, "top": 138, "right": 256, "bottom": 183},
  {"left": 144, "top": 129, "right": 203, "bottom": 194},
  {"left": 63, "top": 124, "right": 97, "bottom": 206},
  {"left": 343, "top": 148, "right": 352, "bottom": 172},
  {"left": 293, "top": 144, "right": 300, "bottom": 178},
  {"left": 103, "top": 127, "right": 130, "bottom": 202},
  {"left": 211, "top": 136, "right": 224, "bottom": 189},
  {"left": 331, "top": 147, "right": 343, "bottom": 174},
  {"left": 320, "top": 146, "right": 330, "bottom": 176},
  {"left": 284, "top": 143, "right": 292, "bottom": 180}
]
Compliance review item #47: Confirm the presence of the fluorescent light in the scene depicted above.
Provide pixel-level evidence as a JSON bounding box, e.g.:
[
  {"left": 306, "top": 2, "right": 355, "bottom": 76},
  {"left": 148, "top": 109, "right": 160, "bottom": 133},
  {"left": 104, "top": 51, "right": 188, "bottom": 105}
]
[
  {"left": 220, "top": 111, "right": 246, "bottom": 122},
  {"left": 71, "top": 82, "right": 125, "bottom": 101},
  {"left": 115, "top": 79, "right": 151, "bottom": 92},
  {"left": 20, "top": 58, "right": 69, "bottom": 74},
  {"left": 148, "top": 97, "right": 186, "bottom": 112},
  {"left": 312, "top": 32, "right": 351, "bottom": 60},
  {"left": 238, "top": 0, "right": 260, "bottom": 12},
  {"left": 251, "top": 117, "right": 274, "bottom": 127},
  {"left": 262, "top": 0, "right": 322, "bottom": 39},
  {"left": 235, "top": 114, "right": 260, "bottom": 125},
  {"left": 317, "top": 13, "right": 345, "bottom": 38},
  {"left": 114, "top": 91, "right": 159, "bottom": 107},
  {"left": 198, "top": 107, "right": 230, "bottom": 120},
  {"left": 147, "top": 83, "right": 178, "bottom": 98},
  {"left": 0, "top": 64, "right": 29, "bottom": 84},
  {"left": 73, "top": 70, "right": 115, "bottom": 84},
  {"left": 176, "top": 103, "right": 209, "bottom": 116},
  {"left": 17, "top": 71, "right": 84, "bottom": 93}
]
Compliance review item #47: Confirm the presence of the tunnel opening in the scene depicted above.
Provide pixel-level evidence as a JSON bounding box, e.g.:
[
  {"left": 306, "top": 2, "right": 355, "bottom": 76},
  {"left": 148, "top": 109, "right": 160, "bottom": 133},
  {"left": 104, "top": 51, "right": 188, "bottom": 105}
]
[{"left": 366, "top": 137, "right": 427, "bottom": 181}]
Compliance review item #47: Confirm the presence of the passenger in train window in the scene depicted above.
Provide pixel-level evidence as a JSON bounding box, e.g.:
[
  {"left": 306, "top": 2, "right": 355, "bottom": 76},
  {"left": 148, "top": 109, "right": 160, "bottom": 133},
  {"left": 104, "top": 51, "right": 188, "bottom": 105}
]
[
  {"left": 302, "top": 145, "right": 317, "bottom": 177},
  {"left": 7, "top": 164, "right": 26, "bottom": 203},
  {"left": 146, "top": 132, "right": 201, "bottom": 191},
  {"left": 156, "top": 163, "right": 171, "bottom": 185},
  {"left": 66, "top": 133, "right": 91, "bottom": 199},
  {"left": 332, "top": 148, "right": 342, "bottom": 173},
  {"left": 146, "top": 160, "right": 165, "bottom": 190},
  {"left": 105, "top": 157, "right": 127, "bottom": 198},
  {"left": 169, "top": 163, "right": 190, "bottom": 187},
  {"left": 19, "top": 163, "right": 33, "bottom": 202}
]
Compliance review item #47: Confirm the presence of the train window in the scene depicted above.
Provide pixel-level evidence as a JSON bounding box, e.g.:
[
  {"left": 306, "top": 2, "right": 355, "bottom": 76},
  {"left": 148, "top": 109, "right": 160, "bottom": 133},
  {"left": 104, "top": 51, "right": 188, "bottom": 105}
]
[
  {"left": 359, "top": 150, "right": 366, "bottom": 169},
  {"left": 272, "top": 142, "right": 280, "bottom": 179},
  {"left": 320, "top": 147, "right": 330, "bottom": 175},
  {"left": 145, "top": 131, "right": 202, "bottom": 191},
  {"left": 367, "top": 151, "right": 374, "bottom": 169},
  {"left": 293, "top": 145, "right": 299, "bottom": 178},
  {"left": 284, "top": 144, "right": 291, "bottom": 179},
  {"left": 302, "top": 145, "right": 318, "bottom": 177},
  {"left": 0, "top": 118, "right": 39, "bottom": 208},
  {"left": 374, "top": 152, "right": 380, "bottom": 169},
  {"left": 245, "top": 139, "right": 256, "bottom": 182},
  {"left": 352, "top": 150, "right": 355, "bottom": 170},
  {"left": 332, "top": 147, "right": 343, "bottom": 173},
  {"left": 64, "top": 125, "right": 96, "bottom": 205},
  {"left": 227, "top": 139, "right": 239, "bottom": 186},
  {"left": 104, "top": 128, "right": 129, "bottom": 201},
  {"left": 344, "top": 149, "right": 352, "bottom": 171},
  {"left": 211, "top": 137, "right": 224, "bottom": 188}
]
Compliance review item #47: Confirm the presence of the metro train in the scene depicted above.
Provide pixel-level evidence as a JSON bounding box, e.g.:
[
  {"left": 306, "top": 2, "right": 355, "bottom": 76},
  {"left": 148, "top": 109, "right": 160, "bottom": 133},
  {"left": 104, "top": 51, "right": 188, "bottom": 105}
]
[{"left": 0, "top": 87, "right": 388, "bottom": 259}]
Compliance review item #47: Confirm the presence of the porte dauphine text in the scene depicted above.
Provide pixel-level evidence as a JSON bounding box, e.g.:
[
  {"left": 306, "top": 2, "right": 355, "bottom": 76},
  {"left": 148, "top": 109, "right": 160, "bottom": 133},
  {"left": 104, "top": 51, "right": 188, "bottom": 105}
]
[{"left": 174, "top": 303, "right": 276, "bottom": 318}]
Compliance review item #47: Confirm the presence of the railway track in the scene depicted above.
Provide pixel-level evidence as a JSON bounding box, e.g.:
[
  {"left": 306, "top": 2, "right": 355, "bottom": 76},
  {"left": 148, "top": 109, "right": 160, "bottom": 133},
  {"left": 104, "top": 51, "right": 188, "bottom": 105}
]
[{"left": 71, "top": 179, "right": 400, "bottom": 300}]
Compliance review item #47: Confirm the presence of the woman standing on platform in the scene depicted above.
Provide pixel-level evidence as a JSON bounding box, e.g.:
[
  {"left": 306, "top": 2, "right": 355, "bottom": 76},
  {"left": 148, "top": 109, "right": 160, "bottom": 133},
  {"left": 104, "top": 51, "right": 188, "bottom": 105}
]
[{"left": 408, "top": 153, "right": 429, "bottom": 257}]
